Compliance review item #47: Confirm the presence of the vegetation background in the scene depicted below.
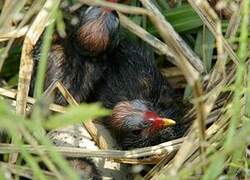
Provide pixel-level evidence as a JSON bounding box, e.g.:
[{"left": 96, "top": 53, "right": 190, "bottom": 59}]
[{"left": 0, "top": 0, "right": 249, "bottom": 179}]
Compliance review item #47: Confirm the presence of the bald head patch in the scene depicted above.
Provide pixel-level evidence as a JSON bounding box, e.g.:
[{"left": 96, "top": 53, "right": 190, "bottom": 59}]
[
  {"left": 111, "top": 101, "right": 133, "bottom": 129},
  {"left": 76, "top": 13, "right": 110, "bottom": 55}
]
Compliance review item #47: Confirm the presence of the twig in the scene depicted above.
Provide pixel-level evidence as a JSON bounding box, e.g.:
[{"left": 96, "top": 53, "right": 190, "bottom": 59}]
[
  {"left": 78, "top": 0, "right": 150, "bottom": 15},
  {"left": 0, "top": 85, "right": 117, "bottom": 150},
  {"left": 139, "top": 0, "right": 204, "bottom": 75},
  {"left": 0, "top": 0, "right": 45, "bottom": 71},
  {"left": 187, "top": 0, "right": 239, "bottom": 65},
  {"left": 16, "top": 0, "right": 53, "bottom": 116},
  {"left": 0, "top": 26, "right": 29, "bottom": 42},
  {"left": 0, "top": 87, "right": 66, "bottom": 113},
  {"left": 18, "top": 125, "right": 64, "bottom": 179},
  {"left": 160, "top": 67, "right": 182, "bottom": 78},
  {"left": 138, "top": 0, "right": 209, "bottom": 176},
  {"left": 225, "top": 2, "right": 242, "bottom": 39},
  {"left": 144, "top": 151, "right": 177, "bottom": 180},
  {"left": 119, "top": 13, "right": 176, "bottom": 62},
  {"left": 154, "top": 64, "right": 237, "bottom": 178},
  {"left": 0, "top": 138, "right": 184, "bottom": 160},
  {"left": 0, "top": 162, "right": 56, "bottom": 179},
  {"left": 12, "top": 0, "right": 56, "bottom": 164},
  {"left": 152, "top": 1, "right": 242, "bottom": 177},
  {"left": 114, "top": 156, "right": 161, "bottom": 165},
  {"left": 192, "top": 81, "right": 206, "bottom": 172},
  {"left": 42, "top": 81, "right": 116, "bottom": 150}
]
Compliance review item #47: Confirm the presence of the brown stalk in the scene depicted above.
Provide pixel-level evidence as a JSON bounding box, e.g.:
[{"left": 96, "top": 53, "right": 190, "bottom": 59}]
[
  {"left": 187, "top": 0, "right": 239, "bottom": 65},
  {"left": 12, "top": 0, "right": 114, "bottom": 163},
  {"left": 155, "top": 64, "right": 237, "bottom": 178},
  {"left": 137, "top": 1, "right": 208, "bottom": 178},
  {"left": 144, "top": 151, "right": 177, "bottom": 180},
  {"left": 18, "top": 125, "right": 64, "bottom": 179},
  {"left": 0, "top": 0, "right": 45, "bottom": 72},
  {"left": 11, "top": 0, "right": 56, "bottom": 164},
  {"left": 0, "top": 87, "right": 66, "bottom": 113},
  {"left": 0, "top": 137, "right": 184, "bottom": 161},
  {"left": 42, "top": 81, "right": 117, "bottom": 150},
  {"left": 154, "top": 62, "right": 237, "bottom": 178},
  {"left": 78, "top": 0, "right": 150, "bottom": 15},
  {"left": 118, "top": 13, "right": 176, "bottom": 62},
  {"left": 152, "top": 1, "right": 242, "bottom": 178},
  {"left": 139, "top": 0, "right": 204, "bottom": 75},
  {"left": 0, "top": 162, "right": 56, "bottom": 179},
  {"left": 0, "top": 26, "right": 29, "bottom": 42}
]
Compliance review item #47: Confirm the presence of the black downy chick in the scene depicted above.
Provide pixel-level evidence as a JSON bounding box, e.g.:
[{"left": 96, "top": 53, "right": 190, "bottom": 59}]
[
  {"left": 98, "top": 39, "right": 188, "bottom": 150},
  {"left": 31, "top": 4, "right": 120, "bottom": 105},
  {"left": 67, "top": 158, "right": 102, "bottom": 180}
]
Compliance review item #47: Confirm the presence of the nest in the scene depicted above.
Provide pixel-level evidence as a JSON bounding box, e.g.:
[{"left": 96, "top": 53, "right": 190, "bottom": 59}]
[{"left": 0, "top": 0, "right": 248, "bottom": 179}]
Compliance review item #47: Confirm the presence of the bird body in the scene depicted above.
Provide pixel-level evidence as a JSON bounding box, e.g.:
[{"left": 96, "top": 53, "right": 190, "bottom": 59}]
[
  {"left": 31, "top": 6, "right": 120, "bottom": 105},
  {"left": 98, "top": 40, "right": 164, "bottom": 107},
  {"left": 98, "top": 39, "right": 186, "bottom": 149}
]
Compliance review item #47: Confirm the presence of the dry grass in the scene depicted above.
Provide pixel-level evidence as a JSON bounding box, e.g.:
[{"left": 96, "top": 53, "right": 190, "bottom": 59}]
[{"left": 0, "top": 0, "right": 249, "bottom": 179}]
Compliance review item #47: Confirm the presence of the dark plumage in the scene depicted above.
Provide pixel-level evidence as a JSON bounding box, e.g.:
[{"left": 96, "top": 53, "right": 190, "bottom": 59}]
[
  {"left": 98, "top": 40, "right": 187, "bottom": 149},
  {"left": 67, "top": 158, "right": 102, "bottom": 180},
  {"left": 31, "top": 5, "right": 120, "bottom": 105}
]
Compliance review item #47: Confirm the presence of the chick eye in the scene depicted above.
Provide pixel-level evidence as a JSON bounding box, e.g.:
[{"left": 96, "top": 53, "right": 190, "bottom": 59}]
[
  {"left": 132, "top": 129, "right": 142, "bottom": 135},
  {"left": 142, "top": 121, "right": 151, "bottom": 128}
]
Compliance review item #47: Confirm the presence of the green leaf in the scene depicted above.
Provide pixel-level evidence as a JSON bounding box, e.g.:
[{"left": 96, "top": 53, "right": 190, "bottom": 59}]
[
  {"left": 156, "top": 0, "right": 169, "bottom": 10},
  {"left": 245, "top": 64, "right": 250, "bottom": 117},
  {"left": 6, "top": 73, "right": 19, "bottom": 88},
  {"left": 56, "top": 9, "right": 66, "bottom": 38},
  {"left": 44, "top": 103, "right": 111, "bottom": 129},
  {"left": 202, "top": 154, "right": 225, "bottom": 180},
  {"left": 148, "top": 4, "right": 203, "bottom": 34},
  {"left": 183, "top": 84, "right": 192, "bottom": 100},
  {"left": 195, "top": 27, "right": 215, "bottom": 73}
]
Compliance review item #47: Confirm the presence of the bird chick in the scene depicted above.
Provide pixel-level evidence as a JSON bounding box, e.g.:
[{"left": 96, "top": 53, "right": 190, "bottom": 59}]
[
  {"left": 73, "top": 3, "right": 119, "bottom": 56},
  {"left": 97, "top": 39, "right": 187, "bottom": 149},
  {"left": 111, "top": 100, "right": 185, "bottom": 149},
  {"left": 31, "top": 4, "right": 120, "bottom": 105},
  {"left": 67, "top": 158, "right": 102, "bottom": 180}
]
